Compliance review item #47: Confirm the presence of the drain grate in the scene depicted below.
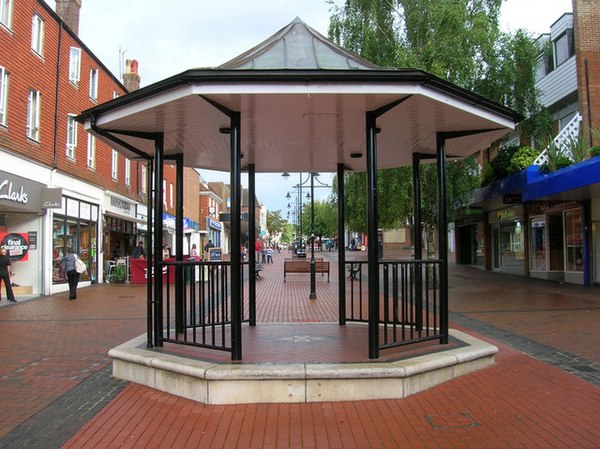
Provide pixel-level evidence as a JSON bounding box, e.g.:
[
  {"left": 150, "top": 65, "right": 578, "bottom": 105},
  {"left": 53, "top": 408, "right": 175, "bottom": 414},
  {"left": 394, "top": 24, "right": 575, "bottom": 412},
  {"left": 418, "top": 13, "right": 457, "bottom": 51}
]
[{"left": 425, "top": 411, "right": 480, "bottom": 430}]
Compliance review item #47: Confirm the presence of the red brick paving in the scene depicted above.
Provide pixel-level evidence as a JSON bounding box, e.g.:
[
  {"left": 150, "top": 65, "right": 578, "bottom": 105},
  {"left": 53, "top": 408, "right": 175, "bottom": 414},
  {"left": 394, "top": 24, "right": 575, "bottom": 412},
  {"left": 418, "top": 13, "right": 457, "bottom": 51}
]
[{"left": 1, "top": 250, "right": 599, "bottom": 448}]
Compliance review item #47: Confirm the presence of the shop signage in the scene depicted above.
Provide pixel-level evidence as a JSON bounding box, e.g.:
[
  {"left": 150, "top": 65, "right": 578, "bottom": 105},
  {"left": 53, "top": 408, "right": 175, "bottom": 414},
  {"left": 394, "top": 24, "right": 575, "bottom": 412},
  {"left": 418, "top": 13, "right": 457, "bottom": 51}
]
[
  {"left": 208, "top": 247, "right": 222, "bottom": 261},
  {"left": 0, "top": 171, "right": 45, "bottom": 213},
  {"left": 104, "top": 193, "right": 136, "bottom": 219},
  {"left": 0, "top": 232, "right": 29, "bottom": 262},
  {"left": 497, "top": 209, "right": 516, "bottom": 221},
  {"left": 41, "top": 188, "right": 63, "bottom": 209},
  {"left": 207, "top": 218, "right": 222, "bottom": 230},
  {"left": 28, "top": 231, "right": 37, "bottom": 250}
]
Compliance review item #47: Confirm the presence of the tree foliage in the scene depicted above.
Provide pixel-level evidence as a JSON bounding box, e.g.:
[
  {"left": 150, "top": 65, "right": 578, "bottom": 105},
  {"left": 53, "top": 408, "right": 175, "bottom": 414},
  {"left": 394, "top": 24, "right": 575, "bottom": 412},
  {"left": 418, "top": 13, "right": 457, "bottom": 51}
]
[
  {"left": 300, "top": 200, "right": 338, "bottom": 240},
  {"left": 266, "top": 210, "right": 287, "bottom": 238},
  {"left": 328, "top": 0, "right": 542, "bottom": 253}
]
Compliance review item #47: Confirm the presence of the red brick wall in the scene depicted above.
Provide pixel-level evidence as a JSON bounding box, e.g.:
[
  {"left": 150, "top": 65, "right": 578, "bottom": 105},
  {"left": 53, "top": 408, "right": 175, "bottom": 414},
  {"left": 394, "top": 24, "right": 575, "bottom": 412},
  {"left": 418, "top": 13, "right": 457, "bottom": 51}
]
[
  {"left": 0, "top": 0, "right": 143, "bottom": 202},
  {"left": 574, "top": 0, "right": 600, "bottom": 145}
]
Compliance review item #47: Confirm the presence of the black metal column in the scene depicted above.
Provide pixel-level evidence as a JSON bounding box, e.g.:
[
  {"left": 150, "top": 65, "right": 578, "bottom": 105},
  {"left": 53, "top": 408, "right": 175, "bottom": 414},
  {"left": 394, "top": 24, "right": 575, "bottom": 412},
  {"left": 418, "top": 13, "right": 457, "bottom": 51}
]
[
  {"left": 146, "top": 158, "right": 154, "bottom": 348},
  {"left": 153, "top": 135, "right": 164, "bottom": 347},
  {"left": 309, "top": 173, "right": 317, "bottom": 299},
  {"left": 230, "top": 111, "right": 243, "bottom": 360},
  {"left": 248, "top": 163, "right": 256, "bottom": 326},
  {"left": 412, "top": 153, "right": 423, "bottom": 332},
  {"left": 337, "top": 163, "right": 346, "bottom": 326},
  {"left": 175, "top": 153, "right": 184, "bottom": 334},
  {"left": 366, "top": 111, "right": 379, "bottom": 359},
  {"left": 436, "top": 133, "right": 449, "bottom": 344}
]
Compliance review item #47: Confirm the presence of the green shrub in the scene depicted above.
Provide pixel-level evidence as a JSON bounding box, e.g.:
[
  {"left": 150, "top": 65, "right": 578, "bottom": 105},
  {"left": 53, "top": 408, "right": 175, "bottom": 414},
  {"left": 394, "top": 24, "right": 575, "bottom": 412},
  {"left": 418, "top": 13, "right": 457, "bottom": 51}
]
[
  {"left": 509, "top": 146, "right": 540, "bottom": 173},
  {"left": 480, "top": 162, "right": 495, "bottom": 187},
  {"left": 490, "top": 146, "right": 519, "bottom": 179},
  {"left": 590, "top": 146, "right": 600, "bottom": 157}
]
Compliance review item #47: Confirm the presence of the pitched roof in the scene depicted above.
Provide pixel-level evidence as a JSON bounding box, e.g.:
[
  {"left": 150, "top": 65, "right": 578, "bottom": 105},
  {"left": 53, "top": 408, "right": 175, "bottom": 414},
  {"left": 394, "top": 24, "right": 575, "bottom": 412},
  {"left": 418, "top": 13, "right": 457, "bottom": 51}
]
[{"left": 219, "top": 17, "right": 380, "bottom": 70}]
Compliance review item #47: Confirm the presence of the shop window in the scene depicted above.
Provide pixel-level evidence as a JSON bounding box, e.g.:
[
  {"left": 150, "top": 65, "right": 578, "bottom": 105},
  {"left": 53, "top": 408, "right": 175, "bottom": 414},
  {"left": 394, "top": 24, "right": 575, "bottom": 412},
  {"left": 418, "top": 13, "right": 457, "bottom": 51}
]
[
  {"left": 0, "top": 65, "right": 7, "bottom": 126},
  {"left": 564, "top": 209, "right": 583, "bottom": 272},
  {"left": 530, "top": 218, "right": 546, "bottom": 271},
  {"left": 499, "top": 221, "right": 524, "bottom": 267},
  {"left": 53, "top": 197, "right": 98, "bottom": 284}
]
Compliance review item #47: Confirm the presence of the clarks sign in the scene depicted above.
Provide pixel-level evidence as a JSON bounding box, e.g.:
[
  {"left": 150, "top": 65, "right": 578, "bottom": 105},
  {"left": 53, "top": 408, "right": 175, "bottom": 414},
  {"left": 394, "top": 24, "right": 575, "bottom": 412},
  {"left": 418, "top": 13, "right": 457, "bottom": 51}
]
[
  {"left": 0, "top": 179, "right": 28, "bottom": 204},
  {"left": 0, "top": 171, "right": 46, "bottom": 213}
]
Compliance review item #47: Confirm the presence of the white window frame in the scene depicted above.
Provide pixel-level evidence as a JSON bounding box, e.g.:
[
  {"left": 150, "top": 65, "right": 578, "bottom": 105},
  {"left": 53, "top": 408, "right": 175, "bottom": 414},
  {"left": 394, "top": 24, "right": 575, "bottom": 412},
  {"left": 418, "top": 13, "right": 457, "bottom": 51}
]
[
  {"left": 113, "top": 91, "right": 120, "bottom": 99},
  {"left": 111, "top": 149, "right": 118, "bottom": 179},
  {"left": 89, "top": 68, "right": 98, "bottom": 100},
  {"left": 66, "top": 114, "right": 77, "bottom": 158},
  {"left": 69, "top": 47, "right": 81, "bottom": 84},
  {"left": 169, "top": 183, "right": 173, "bottom": 208},
  {"left": 141, "top": 164, "right": 147, "bottom": 194},
  {"left": 0, "top": 66, "right": 8, "bottom": 126},
  {"left": 31, "top": 14, "right": 44, "bottom": 56},
  {"left": 163, "top": 180, "right": 167, "bottom": 208},
  {"left": 1, "top": 0, "right": 13, "bottom": 30},
  {"left": 26, "top": 90, "right": 41, "bottom": 141},
  {"left": 125, "top": 158, "right": 131, "bottom": 186},
  {"left": 87, "top": 134, "right": 95, "bottom": 168}
]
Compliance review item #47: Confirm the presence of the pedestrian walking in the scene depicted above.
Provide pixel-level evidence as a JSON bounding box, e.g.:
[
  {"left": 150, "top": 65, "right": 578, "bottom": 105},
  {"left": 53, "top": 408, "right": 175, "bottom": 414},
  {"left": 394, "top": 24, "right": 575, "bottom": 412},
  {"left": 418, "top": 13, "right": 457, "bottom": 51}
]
[
  {"left": 62, "top": 248, "right": 80, "bottom": 300},
  {"left": 266, "top": 247, "right": 274, "bottom": 263},
  {"left": 0, "top": 248, "right": 16, "bottom": 302},
  {"left": 190, "top": 243, "right": 199, "bottom": 261}
]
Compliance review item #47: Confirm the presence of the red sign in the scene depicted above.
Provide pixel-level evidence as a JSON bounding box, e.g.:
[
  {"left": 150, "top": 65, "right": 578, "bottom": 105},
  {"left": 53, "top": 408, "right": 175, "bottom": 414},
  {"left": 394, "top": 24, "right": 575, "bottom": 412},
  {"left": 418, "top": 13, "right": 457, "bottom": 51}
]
[{"left": 0, "top": 232, "right": 29, "bottom": 262}]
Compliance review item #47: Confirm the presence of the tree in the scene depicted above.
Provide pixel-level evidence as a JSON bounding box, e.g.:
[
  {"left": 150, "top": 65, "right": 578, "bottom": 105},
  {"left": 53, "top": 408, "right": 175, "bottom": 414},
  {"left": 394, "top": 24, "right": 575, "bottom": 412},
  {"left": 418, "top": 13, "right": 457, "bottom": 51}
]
[
  {"left": 266, "top": 210, "right": 287, "bottom": 240},
  {"left": 328, "top": 0, "right": 541, "bottom": 256},
  {"left": 301, "top": 200, "right": 338, "bottom": 242}
]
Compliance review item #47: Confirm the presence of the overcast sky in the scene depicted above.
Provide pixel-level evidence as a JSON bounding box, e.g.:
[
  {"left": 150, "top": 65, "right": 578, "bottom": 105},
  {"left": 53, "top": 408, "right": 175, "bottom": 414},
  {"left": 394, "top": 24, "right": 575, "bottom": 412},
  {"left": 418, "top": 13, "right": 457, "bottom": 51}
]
[{"left": 43, "top": 0, "right": 573, "bottom": 214}]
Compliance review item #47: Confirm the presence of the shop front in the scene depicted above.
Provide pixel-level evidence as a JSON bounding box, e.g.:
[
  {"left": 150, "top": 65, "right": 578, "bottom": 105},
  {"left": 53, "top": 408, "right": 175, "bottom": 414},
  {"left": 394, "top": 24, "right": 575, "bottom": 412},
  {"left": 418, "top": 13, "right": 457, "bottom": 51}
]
[
  {"left": 103, "top": 193, "right": 140, "bottom": 282},
  {"left": 488, "top": 206, "right": 525, "bottom": 276},
  {"left": 526, "top": 201, "right": 585, "bottom": 284},
  {"left": 0, "top": 171, "right": 57, "bottom": 296},
  {"left": 52, "top": 195, "right": 99, "bottom": 286}
]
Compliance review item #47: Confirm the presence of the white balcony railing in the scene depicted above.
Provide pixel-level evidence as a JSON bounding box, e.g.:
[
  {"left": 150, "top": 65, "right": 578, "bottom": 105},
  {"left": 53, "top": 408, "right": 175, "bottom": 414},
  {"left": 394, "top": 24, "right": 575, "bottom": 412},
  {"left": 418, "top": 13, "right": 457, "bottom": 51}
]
[{"left": 533, "top": 112, "right": 582, "bottom": 166}]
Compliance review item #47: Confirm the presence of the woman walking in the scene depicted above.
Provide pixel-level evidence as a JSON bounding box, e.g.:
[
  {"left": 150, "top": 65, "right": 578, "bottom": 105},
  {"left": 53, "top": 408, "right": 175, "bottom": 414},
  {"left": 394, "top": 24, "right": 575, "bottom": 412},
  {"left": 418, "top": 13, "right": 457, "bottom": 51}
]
[
  {"left": 62, "top": 248, "right": 80, "bottom": 300},
  {"left": 0, "top": 248, "right": 17, "bottom": 303}
]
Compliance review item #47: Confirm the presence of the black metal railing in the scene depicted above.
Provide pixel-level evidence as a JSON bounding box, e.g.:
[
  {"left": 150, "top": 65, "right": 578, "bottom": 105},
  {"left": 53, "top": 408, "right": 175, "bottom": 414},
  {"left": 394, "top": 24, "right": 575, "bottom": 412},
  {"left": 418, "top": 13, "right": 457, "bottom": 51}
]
[
  {"left": 158, "top": 260, "right": 249, "bottom": 353},
  {"left": 346, "top": 259, "right": 443, "bottom": 350}
]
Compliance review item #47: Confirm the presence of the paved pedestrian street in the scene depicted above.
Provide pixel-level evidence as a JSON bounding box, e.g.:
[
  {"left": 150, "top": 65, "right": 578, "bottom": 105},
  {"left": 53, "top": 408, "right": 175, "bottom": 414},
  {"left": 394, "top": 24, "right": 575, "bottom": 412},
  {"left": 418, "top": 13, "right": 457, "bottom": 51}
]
[{"left": 0, "top": 251, "right": 598, "bottom": 448}]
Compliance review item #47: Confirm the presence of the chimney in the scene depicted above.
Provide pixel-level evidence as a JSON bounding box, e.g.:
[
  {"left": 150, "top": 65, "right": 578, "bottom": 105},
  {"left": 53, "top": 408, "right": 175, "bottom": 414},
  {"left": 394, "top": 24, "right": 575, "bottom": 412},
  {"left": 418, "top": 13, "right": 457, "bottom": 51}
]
[
  {"left": 56, "top": 0, "right": 82, "bottom": 35},
  {"left": 123, "top": 59, "right": 141, "bottom": 92}
]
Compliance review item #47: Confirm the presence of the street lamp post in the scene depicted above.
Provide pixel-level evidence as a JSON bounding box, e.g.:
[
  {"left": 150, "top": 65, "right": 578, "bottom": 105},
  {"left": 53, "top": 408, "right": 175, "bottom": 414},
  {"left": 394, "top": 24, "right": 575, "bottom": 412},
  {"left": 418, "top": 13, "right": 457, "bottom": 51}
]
[{"left": 309, "top": 172, "right": 316, "bottom": 299}]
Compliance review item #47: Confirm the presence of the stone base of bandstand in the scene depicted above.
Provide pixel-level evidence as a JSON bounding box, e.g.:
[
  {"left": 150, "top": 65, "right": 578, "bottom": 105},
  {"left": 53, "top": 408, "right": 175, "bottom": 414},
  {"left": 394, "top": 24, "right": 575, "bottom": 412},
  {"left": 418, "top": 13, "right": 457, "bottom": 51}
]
[{"left": 109, "top": 328, "right": 497, "bottom": 405}]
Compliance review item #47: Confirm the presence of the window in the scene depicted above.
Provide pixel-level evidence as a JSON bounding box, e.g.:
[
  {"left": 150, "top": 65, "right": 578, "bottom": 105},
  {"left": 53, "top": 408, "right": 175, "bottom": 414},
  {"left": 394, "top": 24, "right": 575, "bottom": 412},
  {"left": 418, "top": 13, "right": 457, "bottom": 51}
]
[
  {"left": 564, "top": 209, "right": 583, "bottom": 272},
  {"left": 89, "top": 69, "right": 98, "bottom": 100},
  {"left": 66, "top": 114, "right": 77, "bottom": 158},
  {"left": 529, "top": 218, "right": 546, "bottom": 271},
  {"left": 1, "top": 0, "right": 13, "bottom": 29},
  {"left": 31, "top": 14, "right": 44, "bottom": 56},
  {"left": 163, "top": 180, "right": 167, "bottom": 208},
  {"left": 141, "top": 164, "right": 147, "bottom": 194},
  {"left": 111, "top": 149, "right": 118, "bottom": 179},
  {"left": 125, "top": 158, "right": 131, "bottom": 186},
  {"left": 69, "top": 47, "right": 81, "bottom": 83},
  {"left": 0, "top": 66, "right": 8, "bottom": 126},
  {"left": 27, "top": 90, "right": 41, "bottom": 140},
  {"left": 169, "top": 183, "right": 173, "bottom": 208},
  {"left": 87, "top": 134, "right": 95, "bottom": 168},
  {"left": 554, "top": 30, "right": 574, "bottom": 68},
  {"left": 113, "top": 91, "right": 119, "bottom": 99}
]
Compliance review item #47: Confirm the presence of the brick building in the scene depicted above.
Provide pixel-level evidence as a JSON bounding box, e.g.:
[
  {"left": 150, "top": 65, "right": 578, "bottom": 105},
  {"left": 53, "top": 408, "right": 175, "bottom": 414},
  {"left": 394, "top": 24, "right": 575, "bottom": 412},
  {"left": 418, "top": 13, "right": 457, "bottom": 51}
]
[
  {"left": 456, "top": 1, "right": 600, "bottom": 286},
  {"left": 0, "top": 0, "right": 149, "bottom": 295}
]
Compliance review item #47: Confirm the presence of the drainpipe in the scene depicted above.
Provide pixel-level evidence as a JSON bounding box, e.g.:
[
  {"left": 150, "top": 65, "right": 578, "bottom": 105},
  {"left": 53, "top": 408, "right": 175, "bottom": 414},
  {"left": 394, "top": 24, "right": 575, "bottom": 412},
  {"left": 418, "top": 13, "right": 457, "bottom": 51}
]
[{"left": 52, "top": 23, "right": 64, "bottom": 169}]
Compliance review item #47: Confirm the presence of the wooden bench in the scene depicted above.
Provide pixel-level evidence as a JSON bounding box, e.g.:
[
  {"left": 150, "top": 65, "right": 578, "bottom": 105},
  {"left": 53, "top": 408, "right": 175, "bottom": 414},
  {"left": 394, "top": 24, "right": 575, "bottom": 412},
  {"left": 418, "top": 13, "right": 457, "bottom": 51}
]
[{"left": 284, "top": 259, "right": 329, "bottom": 282}]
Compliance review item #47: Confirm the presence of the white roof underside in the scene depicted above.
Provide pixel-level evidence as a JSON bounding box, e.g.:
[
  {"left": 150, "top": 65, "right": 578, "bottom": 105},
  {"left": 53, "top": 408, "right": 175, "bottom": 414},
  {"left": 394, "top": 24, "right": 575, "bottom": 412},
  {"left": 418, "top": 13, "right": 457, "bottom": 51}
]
[{"left": 84, "top": 81, "right": 514, "bottom": 173}]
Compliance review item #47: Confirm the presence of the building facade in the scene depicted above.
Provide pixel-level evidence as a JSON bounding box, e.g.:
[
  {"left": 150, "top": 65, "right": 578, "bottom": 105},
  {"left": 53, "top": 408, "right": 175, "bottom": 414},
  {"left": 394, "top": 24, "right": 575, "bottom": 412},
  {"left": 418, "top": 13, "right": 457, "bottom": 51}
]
[
  {"left": 456, "top": 5, "right": 600, "bottom": 286},
  {"left": 0, "top": 0, "right": 149, "bottom": 295}
]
